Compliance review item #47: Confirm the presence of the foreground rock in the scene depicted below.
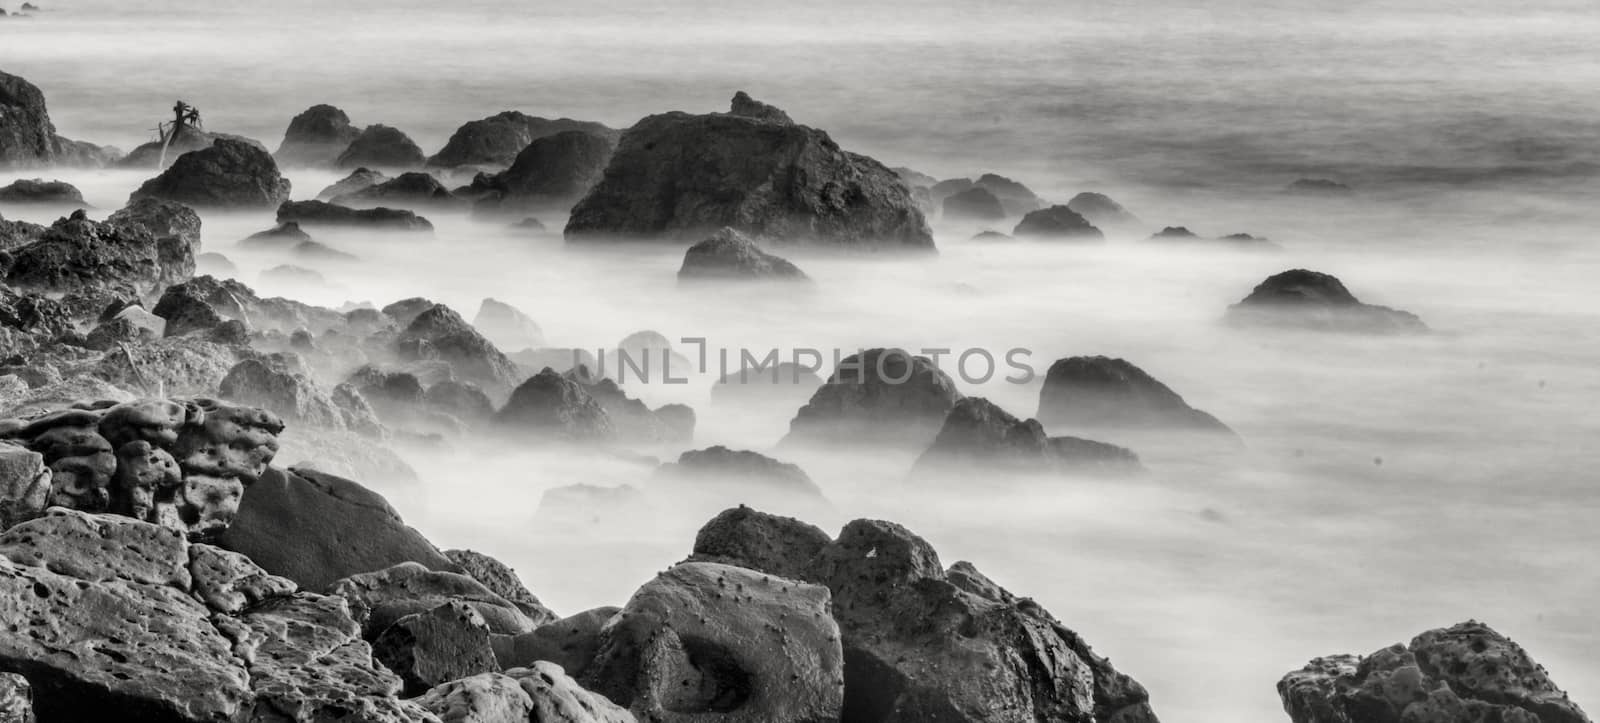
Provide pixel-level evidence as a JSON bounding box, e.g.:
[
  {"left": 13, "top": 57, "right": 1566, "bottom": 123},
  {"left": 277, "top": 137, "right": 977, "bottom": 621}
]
[
  {"left": 277, "top": 200, "right": 434, "bottom": 231},
  {"left": 911, "top": 396, "right": 1142, "bottom": 478},
  {"left": 337, "top": 124, "right": 426, "bottom": 169},
  {"left": 274, "top": 103, "right": 362, "bottom": 167},
  {"left": 678, "top": 226, "right": 809, "bottom": 282},
  {"left": 2, "top": 207, "right": 195, "bottom": 305},
  {"left": 1037, "top": 356, "right": 1234, "bottom": 435},
  {"left": 1013, "top": 204, "right": 1104, "bottom": 240},
  {"left": 0, "top": 69, "right": 117, "bottom": 169},
  {"left": 469, "top": 130, "right": 616, "bottom": 216},
  {"left": 129, "top": 138, "right": 291, "bottom": 209},
  {"left": 0, "top": 178, "right": 82, "bottom": 204},
  {"left": 418, "top": 664, "right": 634, "bottom": 723},
  {"left": 1279, "top": 620, "right": 1588, "bottom": 723},
  {"left": 427, "top": 110, "right": 617, "bottom": 169},
  {"left": 783, "top": 348, "right": 963, "bottom": 448},
  {"left": 566, "top": 92, "right": 933, "bottom": 249},
  {"left": 1225, "top": 269, "right": 1427, "bottom": 333}
]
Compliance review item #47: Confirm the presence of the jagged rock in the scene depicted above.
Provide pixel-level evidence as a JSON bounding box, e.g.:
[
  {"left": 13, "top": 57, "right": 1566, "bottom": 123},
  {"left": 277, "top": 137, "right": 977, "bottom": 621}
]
[
  {"left": 973, "top": 173, "right": 1045, "bottom": 215},
  {"left": 329, "top": 561, "right": 537, "bottom": 639},
  {"left": 153, "top": 281, "right": 228, "bottom": 337},
  {"left": 1066, "top": 191, "right": 1141, "bottom": 232},
  {"left": 470, "top": 130, "right": 616, "bottom": 216},
  {"left": 0, "top": 671, "right": 32, "bottom": 723},
  {"left": 1286, "top": 178, "right": 1352, "bottom": 195},
  {"left": 1037, "top": 356, "right": 1234, "bottom": 437},
  {"left": 216, "top": 465, "right": 457, "bottom": 591},
  {"left": 584, "top": 562, "right": 843, "bottom": 723},
  {"left": 0, "top": 69, "right": 114, "bottom": 169},
  {"left": 1225, "top": 269, "right": 1427, "bottom": 333},
  {"left": 1013, "top": 205, "right": 1104, "bottom": 240},
  {"left": 0, "top": 178, "right": 82, "bottom": 204},
  {"left": 337, "top": 124, "right": 426, "bottom": 169},
  {"left": 443, "top": 549, "right": 555, "bottom": 624},
  {"left": 729, "top": 90, "right": 794, "bottom": 124},
  {"left": 0, "top": 440, "right": 49, "bottom": 529},
  {"left": 416, "top": 672, "right": 533, "bottom": 723},
  {"left": 566, "top": 93, "right": 933, "bottom": 249},
  {"left": 106, "top": 196, "right": 203, "bottom": 253},
  {"left": 277, "top": 199, "right": 434, "bottom": 231},
  {"left": 381, "top": 297, "right": 437, "bottom": 327},
  {"left": 152, "top": 274, "right": 349, "bottom": 336},
  {"left": 0, "top": 211, "right": 46, "bottom": 250},
  {"left": 491, "top": 606, "right": 617, "bottom": 674},
  {"left": 3, "top": 208, "right": 194, "bottom": 303},
  {"left": 333, "top": 171, "right": 462, "bottom": 210},
  {"left": 397, "top": 305, "right": 521, "bottom": 397},
  {"left": 218, "top": 353, "right": 346, "bottom": 429},
  {"left": 941, "top": 186, "right": 1005, "bottom": 221},
  {"left": 274, "top": 103, "right": 362, "bottom": 167},
  {"left": 317, "top": 167, "right": 389, "bottom": 201},
  {"left": 687, "top": 505, "right": 831, "bottom": 581},
  {"left": 656, "top": 446, "right": 823, "bottom": 501},
  {"left": 494, "top": 369, "right": 615, "bottom": 443},
  {"left": 678, "top": 226, "right": 808, "bottom": 282},
  {"left": 428, "top": 111, "right": 617, "bottom": 169},
  {"left": 471, "top": 298, "right": 544, "bottom": 351},
  {"left": 1279, "top": 620, "right": 1589, "bottom": 723},
  {"left": 783, "top": 348, "right": 963, "bottom": 448},
  {"left": 129, "top": 138, "right": 291, "bottom": 209},
  {"left": 911, "top": 396, "right": 1142, "bottom": 477},
  {"left": 373, "top": 601, "right": 500, "bottom": 696}
]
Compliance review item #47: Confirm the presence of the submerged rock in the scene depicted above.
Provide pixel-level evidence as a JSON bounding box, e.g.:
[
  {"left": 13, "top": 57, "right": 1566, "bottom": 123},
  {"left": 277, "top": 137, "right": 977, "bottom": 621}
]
[
  {"left": 911, "top": 396, "right": 1142, "bottom": 478},
  {"left": 427, "top": 110, "right": 617, "bottom": 169},
  {"left": 129, "top": 138, "right": 292, "bottom": 209},
  {"left": 1013, "top": 205, "right": 1104, "bottom": 240},
  {"left": 469, "top": 130, "right": 616, "bottom": 216},
  {"left": 1037, "top": 356, "right": 1234, "bottom": 435},
  {"left": 0, "top": 178, "right": 83, "bottom": 204},
  {"left": 678, "top": 226, "right": 809, "bottom": 281},
  {"left": 783, "top": 348, "right": 963, "bottom": 449},
  {"left": 565, "top": 92, "right": 933, "bottom": 249},
  {"left": 277, "top": 199, "right": 434, "bottom": 231},
  {"left": 274, "top": 103, "right": 362, "bottom": 167},
  {"left": 941, "top": 186, "right": 1006, "bottom": 221},
  {"left": 1225, "top": 269, "right": 1427, "bottom": 333},
  {"left": 1286, "top": 178, "right": 1353, "bottom": 195},
  {"left": 336, "top": 124, "right": 426, "bottom": 169}
]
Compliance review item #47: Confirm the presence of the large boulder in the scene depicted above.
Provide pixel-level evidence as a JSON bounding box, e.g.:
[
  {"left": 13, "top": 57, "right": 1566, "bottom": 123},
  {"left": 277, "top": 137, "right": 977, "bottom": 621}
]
[
  {"left": 1036, "top": 356, "right": 1234, "bottom": 435},
  {"left": 941, "top": 186, "right": 1006, "bottom": 221},
  {"left": 910, "top": 396, "right": 1142, "bottom": 478},
  {"left": 565, "top": 92, "right": 933, "bottom": 250},
  {"left": 678, "top": 226, "right": 808, "bottom": 282},
  {"left": 396, "top": 304, "right": 522, "bottom": 398},
  {"left": 0, "top": 440, "right": 49, "bottom": 530},
  {"left": 3, "top": 208, "right": 194, "bottom": 303},
  {"left": 274, "top": 103, "right": 362, "bottom": 167},
  {"left": 372, "top": 600, "right": 500, "bottom": 696},
  {"left": 782, "top": 348, "right": 963, "bottom": 448},
  {"left": 428, "top": 110, "right": 617, "bottom": 169},
  {"left": 686, "top": 504, "right": 832, "bottom": 581},
  {"left": 1013, "top": 205, "right": 1104, "bottom": 240},
  {"left": 337, "top": 124, "right": 426, "bottom": 169},
  {"left": 0, "top": 178, "right": 83, "bottom": 204},
  {"left": 971, "top": 173, "right": 1045, "bottom": 215},
  {"left": 327, "top": 561, "right": 537, "bottom": 639},
  {"left": 1279, "top": 620, "right": 1589, "bottom": 723},
  {"left": 276, "top": 199, "right": 434, "bottom": 231},
  {"left": 443, "top": 549, "right": 555, "bottom": 624},
  {"left": 129, "top": 138, "right": 292, "bottom": 209},
  {"left": 417, "top": 665, "right": 635, "bottom": 723},
  {"left": 1225, "top": 269, "right": 1427, "bottom": 333},
  {"left": 493, "top": 368, "right": 616, "bottom": 443},
  {"left": 469, "top": 130, "right": 616, "bottom": 215}
]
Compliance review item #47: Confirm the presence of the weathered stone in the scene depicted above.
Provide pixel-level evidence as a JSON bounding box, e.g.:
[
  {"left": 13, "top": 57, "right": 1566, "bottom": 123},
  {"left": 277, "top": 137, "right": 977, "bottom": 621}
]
[
  {"left": 416, "top": 672, "right": 533, "bottom": 723},
  {"left": 129, "top": 138, "right": 292, "bottom": 209},
  {"left": 3, "top": 209, "right": 193, "bottom": 303},
  {"left": 333, "top": 171, "right": 462, "bottom": 210},
  {"left": 687, "top": 505, "right": 831, "bottom": 581},
  {"left": 0, "top": 672, "right": 32, "bottom": 723},
  {"left": 274, "top": 104, "right": 362, "bottom": 167},
  {"left": 972, "top": 173, "right": 1045, "bottom": 216},
  {"left": 373, "top": 601, "right": 500, "bottom": 696},
  {"left": 1013, "top": 205, "right": 1104, "bottom": 240},
  {"left": 317, "top": 167, "right": 389, "bottom": 201},
  {"left": 428, "top": 111, "right": 617, "bottom": 169},
  {"left": 187, "top": 542, "right": 296, "bottom": 614},
  {"left": 0, "top": 441, "right": 49, "bottom": 529},
  {"left": 328, "top": 561, "right": 536, "bottom": 639},
  {"left": 397, "top": 304, "right": 521, "bottom": 397},
  {"left": 106, "top": 196, "right": 203, "bottom": 253},
  {"left": 1066, "top": 191, "right": 1141, "bottom": 232},
  {"left": 218, "top": 354, "right": 346, "bottom": 429}
]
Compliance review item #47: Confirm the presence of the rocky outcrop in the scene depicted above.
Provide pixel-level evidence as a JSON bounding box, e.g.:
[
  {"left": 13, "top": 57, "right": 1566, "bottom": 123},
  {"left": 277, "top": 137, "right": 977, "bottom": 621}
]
[
  {"left": 129, "top": 138, "right": 292, "bottom": 209},
  {"left": 443, "top": 549, "right": 555, "bottom": 623},
  {"left": 276, "top": 200, "right": 434, "bottom": 231},
  {"left": 336, "top": 124, "right": 426, "bottom": 169},
  {"left": 3, "top": 208, "right": 194, "bottom": 304},
  {"left": 1279, "top": 620, "right": 1589, "bottom": 723},
  {"left": 0, "top": 178, "right": 82, "bottom": 204},
  {"left": 418, "top": 664, "right": 635, "bottom": 723},
  {"left": 493, "top": 368, "right": 615, "bottom": 443},
  {"left": 274, "top": 104, "right": 361, "bottom": 167},
  {"left": 729, "top": 90, "right": 794, "bottom": 124},
  {"left": 566, "top": 93, "right": 933, "bottom": 250},
  {"left": 1036, "top": 356, "right": 1234, "bottom": 435},
  {"left": 316, "top": 167, "right": 389, "bottom": 201},
  {"left": 1225, "top": 269, "right": 1427, "bottom": 333},
  {"left": 783, "top": 348, "right": 963, "bottom": 448},
  {"left": 218, "top": 353, "right": 347, "bottom": 429},
  {"left": 0, "top": 212, "right": 45, "bottom": 250},
  {"left": 396, "top": 304, "right": 521, "bottom": 398},
  {"left": 470, "top": 298, "right": 544, "bottom": 352},
  {"left": 1013, "top": 205, "right": 1104, "bottom": 240},
  {"left": 469, "top": 130, "right": 616, "bottom": 216},
  {"left": 427, "top": 111, "right": 617, "bottom": 169},
  {"left": 1066, "top": 191, "right": 1141, "bottom": 232},
  {"left": 106, "top": 197, "right": 203, "bottom": 253},
  {"left": 332, "top": 172, "right": 462, "bottom": 210},
  {"left": 678, "top": 226, "right": 808, "bottom": 281},
  {"left": 911, "top": 396, "right": 1142, "bottom": 478},
  {"left": 0, "top": 69, "right": 115, "bottom": 169},
  {"left": 941, "top": 186, "right": 1005, "bottom": 221}
]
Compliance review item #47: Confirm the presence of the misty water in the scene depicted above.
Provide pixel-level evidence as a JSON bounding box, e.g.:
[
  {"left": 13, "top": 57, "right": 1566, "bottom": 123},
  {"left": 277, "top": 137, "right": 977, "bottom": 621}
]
[{"left": 5, "top": 1, "right": 1600, "bottom": 720}]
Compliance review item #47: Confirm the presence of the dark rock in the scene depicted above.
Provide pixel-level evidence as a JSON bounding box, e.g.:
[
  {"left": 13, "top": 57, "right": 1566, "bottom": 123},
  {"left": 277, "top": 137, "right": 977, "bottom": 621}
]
[
  {"left": 0, "top": 440, "right": 50, "bottom": 530},
  {"left": 372, "top": 600, "right": 500, "bottom": 696},
  {"left": 336, "top": 124, "right": 426, "bottom": 169},
  {"left": 425, "top": 379, "right": 495, "bottom": 425},
  {"left": 0, "top": 70, "right": 113, "bottom": 169},
  {"left": 274, "top": 103, "right": 361, "bottom": 167},
  {"left": 4, "top": 208, "right": 194, "bottom": 302},
  {"left": 1037, "top": 356, "right": 1234, "bottom": 435},
  {"left": 566, "top": 93, "right": 933, "bottom": 249},
  {"left": 929, "top": 177, "right": 973, "bottom": 202},
  {"left": 1066, "top": 191, "right": 1141, "bottom": 231},
  {"left": 678, "top": 226, "right": 809, "bottom": 281},
  {"left": 316, "top": 167, "right": 389, "bottom": 201},
  {"left": 565, "top": 370, "right": 691, "bottom": 443},
  {"left": 276, "top": 199, "right": 433, "bottom": 231},
  {"left": 783, "top": 348, "right": 963, "bottom": 448},
  {"left": 0, "top": 178, "right": 82, "bottom": 204},
  {"left": 687, "top": 505, "right": 831, "bottom": 581},
  {"left": 494, "top": 368, "right": 615, "bottom": 443},
  {"left": 129, "top": 138, "right": 291, "bottom": 209},
  {"left": 427, "top": 110, "right": 618, "bottom": 169},
  {"left": 1149, "top": 225, "right": 1199, "bottom": 240},
  {"left": 117, "top": 121, "right": 268, "bottom": 170},
  {"left": 82, "top": 306, "right": 162, "bottom": 350},
  {"left": 970, "top": 230, "right": 1011, "bottom": 241},
  {"left": 491, "top": 606, "right": 618, "bottom": 675},
  {"left": 1286, "top": 178, "right": 1352, "bottom": 195},
  {"left": 1279, "top": 620, "right": 1589, "bottom": 723},
  {"left": 470, "top": 130, "right": 616, "bottom": 216},
  {"left": 1013, "top": 205, "right": 1104, "bottom": 241},
  {"left": 397, "top": 304, "right": 521, "bottom": 397},
  {"left": 0, "top": 211, "right": 46, "bottom": 250},
  {"left": 152, "top": 281, "right": 228, "bottom": 337},
  {"left": 106, "top": 197, "right": 202, "bottom": 253},
  {"left": 583, "top": 562, "right": 843, "bottom": 723},
  {"left": 332, "top": 171, "right": 462, "bottom": 210},
  {"left": 729, "top": 89, "right": 795, "bottom": 124},
  {"left": 911, "top": 396, "right": 1143, "bottom": 478},
  {"left": 328, "top": 561, "right": 537, "bottom": 639},
  {"left": 443, "top": 548, "right": 556, "bottom": 624},
  {"left": 973, "top": 173, "right": 1045, "bottom": 215},
  {"left": 1226, "top": 269, "right": 1427, "bottom": 333},
  {"left": 380, "top": 297, "right": 436, "bottom": 328},
  {"left": 941, "top": 186, "right": 1006, "bottom": 221},
  {"left": 471, "top": 298, "right": 544, "bottom": 351}
]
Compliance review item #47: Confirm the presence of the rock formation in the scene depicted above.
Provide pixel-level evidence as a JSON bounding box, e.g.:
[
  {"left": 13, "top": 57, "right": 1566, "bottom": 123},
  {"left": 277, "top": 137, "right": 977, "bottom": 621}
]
[
  {"left": 1036, "top": 356, "right": 1234, "bottom": 435},
  {"left": 1013, "top": 205, "right": 1104, "bottom": 240},
  {"left": 783, "top": 348, "right": 963, "bottom": 448},
  {"left": 1225, "top": 269, "right": 1427, "bottom": 333},
  {"left": 678, "top": 226, "right": 809, "bottom": 282},
  {"left": 129, "top": 138, "right": 292, "bottom": 209},
  {"left": 276, "top": 200, "right": 434, "bottom": 232},
  {"left": 274, "top": 104, "right": 361, "bottom": 167},
  {"left": 468, "top": 130, "right": 616, "bottom": 216},
  {"left": 336, "top": 124, "right": 426, "bottom": 169},
  {"left": 427, "top": 111, "right": 617, "bottom": 169}
]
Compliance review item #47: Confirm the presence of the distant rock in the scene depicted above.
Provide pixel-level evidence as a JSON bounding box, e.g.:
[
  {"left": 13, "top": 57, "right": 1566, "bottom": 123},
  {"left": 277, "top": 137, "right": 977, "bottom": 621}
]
[
  {"left": 276, "top": 199, "right": 433, "bottom": 231},
  {"left": 566, "top": 92, "right": 933, "bottom": 249},
  {"left": 1286, "top": 178, "right": 1352, "bottom": 195},
  {"left": 118, "top": 124, "right": 269, "bottom": 170},
  {"left": 494, "top": 368, "right": 615, "bottom": 443},
  {"left": 274, "top": 103, "right": 361, "bottom": 167},
  {"left": 565, "top": 369, "right": 693, "bottom": 443},
  {"left": 316, "top": 167, "right": 388, "bottom": 201},
  {"left": 1226, "top": 269, "right": 1427, "bottom": 333},
  {"left": 911, "top": 396, "right": 1142, "bottom": 477},
  {"left": 336, "top": 124, "right": 426, "bottom": 169},
  {"left": 1013, "top": 205, "right": 1104, "bottom": 241},
  {"left": 656, "top": 446, "right": 823, "bottom": 501},
  {"left": 331, "top": 171, "right": 462, "bottom": 210},
  {"left": 218, "top": 353, "right": 346, "bottom": 429},
  {"left": 1149, "top": 225, "right": 1199, "bottom": 240},
  {"left": 929, "top": 177, "right": 974, "bottom": 203},
  {"left": 1280, "top": 620, "right": 1589, "bottom": 723},
  {"left": 1037, "top": 356, "right": 1234, "bottom": 435},
  {"left": 510, "top": 216, "right": 546, "bottom": 233},
  {"left": 1216, "top": 232, "right": 1276, "bottom": 247},
  {"left": 782, "top": 348, "right": 963, "bottom": 449},
  {"left": 427, "top": 110, "right": 618, "bottom": 169},
  {"left": 508, "top": 347, "right": 599, "bottom": 378},
  {"left": 239, "top": 220, "right": 312, "bottom": 250},
  {"left": 260, "top": 264, "right": 326, "bottom": 287},
  {"left": 894, "top": 166, "right": 938, "bottom": 189},
  {"left": 194, "top": 252, "right": 236, "bottom": 277},
  {"left": 471, "top": 298, "right": 544, "bottom": 351},
  {"left": 678, "top": 226, "right": 808, "bottom": 282},
  {"left": 0, "top": 69, "right": 117, "bottom": 168},
  {"left": 396, "top": 304, "right": 522, "bottom": 397},
  {"left": 1149, "top": 226, "right": 1279, "bottom": 249},
  {"left": 0, "top": 178, "right": 82, "bottom": 204},
  {"left": 973, "top": 172, "right": 1046, "bottom": 215},
  {"left": 941, "top": 186, "right": 1006, "bottom": 221},
  {"left": 1066, "top": 191, "right": 1141, "bottom": 231},
  {"left": 970, "top": 230, "right": 1011, "bottom": 241},
  {"left": 129, "top": 138, "right": 291, "bottom": 209},
  {"left": 469, "top": 130, "right": 616, "bottom": 216}
]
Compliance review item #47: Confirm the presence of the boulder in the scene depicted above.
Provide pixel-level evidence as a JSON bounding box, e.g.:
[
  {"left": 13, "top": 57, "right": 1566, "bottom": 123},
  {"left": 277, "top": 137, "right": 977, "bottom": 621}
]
[
  {"left": 0, "top": 69, "right": 112, "bottom": 169},
  {"left": 332, "top": 171, "right": 462, "bottom": 210},
  {"left": 494, "top": 369, "right": 616, "bottom": 443},
  {"left": 274, "top": 103, "right": 361, "bottom": 167},
  {"left": 0, "top": 178, "right": 82, "bottom": 204},
  {"left": 328, "top": 561, "right": 537, "bottom": 639},
  {"left": 972, "top": 173, "right": 1045, "bottom": 215},
  {"left": 1279, "top": 620, "right": 1589, "bottom": 723},
  {"left": 1065, "top": 191, "right": 1141, "bottom": 232},
  {"left": 396, "top": 304, "right": 522, "bottom": 397},
  {"left": 276, "top": 199, "right": 434, "bottom": 231},
  {"left": 381, "top": 297, "right": 437, "bottom": 328},
  {"left": 1036, "top": 356, "right": 1234, "bottom": 435},
  {"left": 3, "top": 209, "right": 194, "bottom": 303},
  {"left": 316, "top": 167, "right": 389, "bottom": 201},
  {"left": 118, "top": 125, "right": 268, "bottom": 170},
  {"left": 782, "top": 348, "right": 963, "bottom": 448},
  {"left": 428, "top": 111, "right": 618, "bottom": 169},
  {"left": 940, "top": 186, "right": 1005, "bottom": 221},
  {"left": 0, "top": 440, "right": 49, "bottom": 529},
  {"left": 910, "top": 396, "right": 1143, "bottom": 478},
  {"left": 1225, "top": 269, "right": 1427, "bottom": 333},
  {"left": 656, "top": 445, "right": 823, "bottom": 500},
  {"left": 686, "top": 505, "right": 831, "bottom": 581},
  {"left": 491, "top": 606, "right": 617, "bottom": 674},
  {"left": 1012, "top": 205, "right": 1104, "bottom": 241},
  {"left": 565, "top": 370, "right": 691, "bottom": 443},
  {"left": 239, "top": 220, "right": 312, "bottom": 250},
  {"left": 217, "top": 353, "right": 347, "bottom": 429},
  {"left": 372, "top": 601, "right": 500, "bottom": 696},
  {"left": 565, "top": 92, "right": 933, "bottom": 249},
  {"left": 129, "top": 138, "right": 291, "bottom": 209},
  {"left": 1148, "top": 225, "right": 1199, "bottom": 240},
  {"left": 424, "top": 380, "right": 495, "bottom": 426},
  {"left": 929, "top": 177, "right": 973, "bottom": 203},
  {"left": 194, "top": 252, "right": 237, "bottom": 277},
  {"left": 677, "top": 226, "right": 809, "bottom": 282},
  {"left": 106, "top": 197, "right": 203, "bottom": 253},
  {"left": 443, "top": 548, "right": 556, "bottom": 623},
  {"left": 336, "top": 124, "right": 426, "bottom": 169},
  {"left": 215, "top": 465, "right": 457, "bottom": 591},
  {"left": 82, "top": 306, "right": 163, "bottom": 351},
  {"left": 470, "top": 130, "right": 616, "bottom": 216},
  {"left": 152, "top": 281, "right": 228, "bottom": 337},
  {"left": 418, "top": 665, "right": 635, "bottom": 723},
  {"left": 471, "top": 298, "right": 544, "bottom": 351},
  {"left": 583, "top": 562, "right": 844, "bottom": 723}
]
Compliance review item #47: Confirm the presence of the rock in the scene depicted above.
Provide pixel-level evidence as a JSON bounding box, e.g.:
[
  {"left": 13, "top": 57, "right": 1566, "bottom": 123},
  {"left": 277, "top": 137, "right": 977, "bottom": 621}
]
[
  {"left": 1149, "top": 225, "right": 1199, "bottom": 240},
  {"left": 565, "top": 370, "right": 690, "bottom": 443},
  {"left": 329, "top": 561, "right": 536, "bottom": 639},
  {"left": 260, "top": 264, "right": 327, "bottom": 288},
  {"left": 0, "top": 672, "right": 32, "bottom": 723},
  {"left": 1215, "top": 232, "right": 1277, "bottom": 248},
  {"left": 274, "top": 103, "right": 362, "bottom": 167},
  {"left": 277, "top": 199, "right": 434, "bottom": 231},
  {"left": 509, "top": 348, "right": 599, "bottom": 378},
  {"left": 1037, "top": 356, "right": 1234, "bottom": 437},
  {"left": 129, "top": 138, "right": 291, "bottom": 209},
  {"left": 418, "top": 664, "right": 635, "bottom": 723},
  {"left": 373, "top": 601, "right": 500, "bottom": 696},
  {"left": 416, "top": 673, "right": 533, "bottom": 723},
  {"left": 911, "top": 396, "right": 1143, "bottom": 477},
  {"left": 1066, "top": 191, "right": 1141, "bottom": 232},
  {"left": 443, "top": 549, "right": 556, "bottom": 624},
  {"left": 970, "top": 230, "right": 1011, "bottom": 241},
  {"left": 657, "top": 445, "right": 823, "bottom": 500},
  {"left": 317, "top": 167, "right": 390, "bottom": 201},
  {"left": 940, "top": 186, "right": 1006, "bottom": 221},
  {"left": 0, "top": 440, "right": 49, "bottom": 529},
  {"left": 397, "top": 304, "right": 521, "bottom": 397},
  {"left": 428, "top": 111, "right": 618, "bottom": 169},
  {"left": 4, "top": 208, "right": 194, "bottom": 303},
  {"left": 470, "top": 130, "right": 616, "bottom": 216},
  {"left": 0, "top": 70, "right": 111, "bottom": 169},
  {"left": 893, "top": 167, "right": 938, "bottom": 189},
  {"left": 333, "top": 171, "right": 462, "bottom": 210},
  {"left": 1279, "top": 620, "right": 1589, "bottom": 723},
  {"left": 216, "top": 465, "right": 457, "bottom": 591},
  {"left": 583, "top": 561, "right": 843, "bottom": 723},
  {"left": 491, "top": 606, "right": 617, "bottom": 674},
  {"left": 82, "top": 308, "right": 162, "bottom": 350},
  {"left": 510, "top": 216, "right": 546, "bottom": 233},
  {"left": 1012, "top": 205, "right": 1104, "bottom": 241},
  {"left": 239, "top": 220, "right": 312, "bottom": 250},
  {"left": 565, "top": 93, "right": 933, "bottom": 249},
  {"left": 381, "top": 297, "right": 437, "bottom": 327},
  {"left": 532, "top": 483, "right": 649, "bottom": 532},
  {"left": 782, "top": 348, "right": 963, "bottom": 448},
  {"left": 687, "top": 505, "right": 831, "bottom": 581},
  {"left": 218, "top": 353, "right": 346, "bottom": 429},
  {"left": 152, "top": 281, "right": 228, "bottom": 337},
  {"left": 929, "top": 177, "right": 973, "bottom": 203},
  {"left": 0, "top": 178, "right": 82, "bottom": 204},
  {"left": 424, "top": 380, "right": 495, "bottom": 426},
  {"left": 494, "top": 368, "right": 615, "bottom": 443},
  {"left": 972, "top": 173, "right": 1045, "bottom": 215},
  {"left": 1286, "top": 178, "right": 1352, "bottom": 195},
  {"left": 193, "top": 252, "right": 236, "bottom": 277},
  {"left": 106, "top": 196, "right": 203, "bottom": 253},
  {"left": 117, "top": 122, "right": 269, "bottom": 170},
  {"left": 471, "top": 298, "right": 544, "bottom": 351},
  {"left": 0, "top": 212, "right": 45, "bottom": 250},
  {"left": 678, "top": 226, "right": 809, "bottom": 282},
  {"left": 337, "top": 124, "right": 427, "bottom": 169},
  {"left": 1225, "top": 269, "right": 1427, "bottom": 333},
  {"left": 729, "top": 89, "right": 794, "bottom": 124}
]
